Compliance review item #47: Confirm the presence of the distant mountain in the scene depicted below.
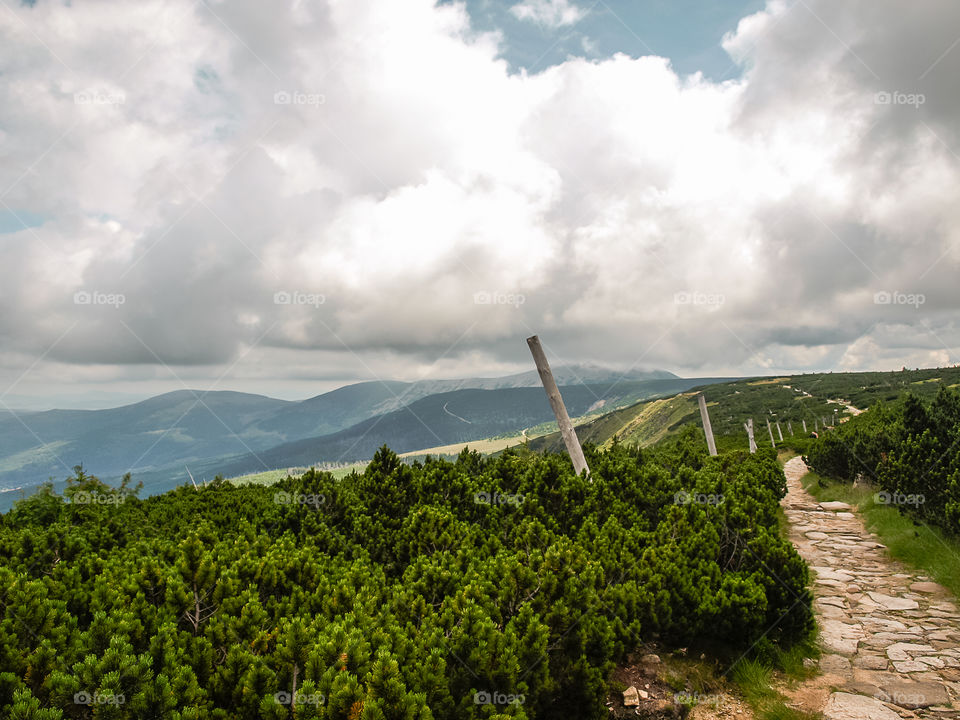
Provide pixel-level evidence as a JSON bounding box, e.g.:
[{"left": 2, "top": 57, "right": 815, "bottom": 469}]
[{"left": 0, "top": 365, "right": 690, "bottom": 510}]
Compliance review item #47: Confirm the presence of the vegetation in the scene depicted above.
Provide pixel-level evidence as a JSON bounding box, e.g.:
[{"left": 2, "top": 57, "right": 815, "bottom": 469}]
[
  {"left": 0, "top": 431, "right": 811, "bottom": 719},
  {"left": 801, "top": 468, "right": 960, "bottom": 599},
  {"left": 804, "top": 386, "right": 960, "bottom": 537}
]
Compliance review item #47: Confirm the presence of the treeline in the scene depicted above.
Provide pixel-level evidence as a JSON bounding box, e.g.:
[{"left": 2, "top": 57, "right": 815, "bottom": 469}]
[
  {"left": 0, "top": 430, "right": 811, "bottom": 719},
  {"left": 805, "top": 386, "right": 960, "bottom": 535}
]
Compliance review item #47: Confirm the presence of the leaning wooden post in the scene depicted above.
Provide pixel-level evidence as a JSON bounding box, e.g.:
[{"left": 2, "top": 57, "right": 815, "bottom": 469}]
[
  {"left": 814, "top": 418, "right": 819, "bottom": 431},
  {"left": 802, "top": 419, "right": 807, "bottom": 433},
  {"left": 744, "top": 418, "right": 757, "bottom": 453},
  {"left": 526, "top": 335, "right": 589, "bottom": 477},
  {"left": 787, "top": 420, "right": 793, "bottom": 436},
  {"left": 766, "top": 417, "right": 776, "bottom": 447},
  {"left": 776, "top": 421, "right": 784, "bottom": 442},
  {"left": 697, "top": 393, "right": 718, "bottom": 456}
]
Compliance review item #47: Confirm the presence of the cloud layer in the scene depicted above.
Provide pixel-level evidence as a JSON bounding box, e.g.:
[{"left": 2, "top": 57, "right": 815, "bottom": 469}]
[{"left": 1, "top": 0, "right": 958, "bottom": 402}]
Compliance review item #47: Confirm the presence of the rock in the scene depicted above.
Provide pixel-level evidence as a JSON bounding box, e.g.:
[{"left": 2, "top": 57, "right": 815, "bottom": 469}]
[
  {"left": 638, "top": 689, "right": 649, "bottom": 700},
  {"left": 820, "top": 501, "right": 853, "bottom": 511},
  {"left": 822, "top": 692, "right": 901, "bottom": 720},
  {"left": 909, "top": 582, "right": 944, "bottom": 594},
  {"left": 868, "top": 593, "right": 920, "bottom": 611},
  {"left": 623, "top": 686, "right": 639, "bottom": 707},
  {"left": 886, "top": 643, "right": 935, "bottom": 661},
  {"left": 878, "top": 680, "right": 951, "bottom": 709},
  {"left": 854, "top": 655, "right": 889, "bottom": 670},
  {"left": 641, "top": 653, "right": 660, "bottom": 666},
  {"left": 892, "top": 660, "right": 931, "bottom": 673}
]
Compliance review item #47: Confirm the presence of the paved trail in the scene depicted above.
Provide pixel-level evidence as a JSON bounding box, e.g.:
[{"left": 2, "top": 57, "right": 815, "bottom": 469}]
[{"left": 782, "top": 456, "right": 960, "bottom": 719}]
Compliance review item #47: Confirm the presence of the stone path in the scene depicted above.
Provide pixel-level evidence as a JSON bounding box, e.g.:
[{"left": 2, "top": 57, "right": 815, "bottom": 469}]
[{"left": 782, "top": 457, "right": 960, "bottom": 719}]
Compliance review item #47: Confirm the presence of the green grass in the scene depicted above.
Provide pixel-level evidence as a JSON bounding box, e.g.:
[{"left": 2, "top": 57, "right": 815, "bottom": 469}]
[
  {"left": 801, "top": 470, "right": 960, "bottom": 599},
  {"left": 227, "top": 462, "right": 367, "bottom": 486},
  {"left": 729, "top": 658, "right": 819, "bottom": 720}
]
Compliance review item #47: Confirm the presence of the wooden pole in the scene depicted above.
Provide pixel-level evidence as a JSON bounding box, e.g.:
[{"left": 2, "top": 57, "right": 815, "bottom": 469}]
[
  {"left": 766, "top": 417, "right": 776, "bottom": 447},
  {"left": 526, "top": 336, "right": 589, "bottom": 477},
  {"left": 776, "top": 421, "right": 783, "bottom": 442},
  {"left": 815, "top": 418, "right": 819, "bottom": 431},
  {"left": 787, "top": 420, "right": 793, "bottom": 436},
  {"left": 698, "top": 393, "right": 718, "bottom": 456},
  {"left": 802, "top": 419, "right": 807, "bottom": 433},
  {"left": 744, "top": 418, "right": 757, "bottom": 453}
]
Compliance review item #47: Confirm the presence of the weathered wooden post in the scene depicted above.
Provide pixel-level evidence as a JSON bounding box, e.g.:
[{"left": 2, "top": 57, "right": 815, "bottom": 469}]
[
  {"left": 814, "top": 418, "right": 819, "bottom": 431},
  {"left": 833, "top": 409, "right": 838, "bottom": 425},
  {"left": 787, "top": 420, "right": 793, "bottom": 436},
  {"left": 776, "top": 421, "right": 783, "bottom": 442},
  {"left": 697, "top": 393, "right": 718, "bottom": 456},
  {"left": 802, "top": 419, "right": 807, "bottom": 433},
  {"left": 766, "top": 417, "right": 776, "bottom": 447},
  {"left": 526, "top": 335, "right": 589, "bottom": 477},
  {"left": 744, "top": 418, "right": 757, "bottom": 453}
]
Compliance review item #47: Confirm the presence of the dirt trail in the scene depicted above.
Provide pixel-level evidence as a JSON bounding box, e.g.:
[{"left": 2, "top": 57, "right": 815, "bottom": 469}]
[{"left": 781, "top": 456, "right": 960, "bottom": 719}]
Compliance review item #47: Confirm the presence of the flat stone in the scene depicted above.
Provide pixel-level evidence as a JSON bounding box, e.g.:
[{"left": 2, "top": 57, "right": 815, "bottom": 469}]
[
  {"left": 853, "top": 655, "right": 889, "bottom": 670},
  {"left": 806, "top": 531, "right": 830, "bottom": 539},
  {"left": 878, "top": 680, "right": 951, "bottom": 709},
  {"left": 868, "top": 592, "right": 920, "bottom": 611},
  {"left": 820, "top": 501, "right": 853, "bottom": 511},
  {"left": 910, "top": 581, "right": 945, "bottom": 594},
  {"left": 623, "top": 686, "right": 639, "bottom": 707},
  {"left": 892, "top": 660, "right": 932, "bottom": 673},
  {"left": 822, "top": 692, "right": 901, "bottom": 720},
  {"left": 886, "top": 643, "right": 936, "bottom": 661}
]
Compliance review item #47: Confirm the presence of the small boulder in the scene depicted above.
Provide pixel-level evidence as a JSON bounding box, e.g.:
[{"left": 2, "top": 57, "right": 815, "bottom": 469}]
[{"left": 623, "top": 686, "right": 640, "bottom": 707}]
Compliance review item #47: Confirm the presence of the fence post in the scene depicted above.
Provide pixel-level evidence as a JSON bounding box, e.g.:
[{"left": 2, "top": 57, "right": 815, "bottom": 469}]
[
  {"left": 698, "top": 393, "right": 718, "bottom": 456},
  {"left": 766, "top": 417, "right": 776, "bottom": 447},
  {"left": 744, "top": 418, "right": 757, "bottom": 453},
  {"left": 526, "top": 335, "right": 590, "bottom": 477},
  {"left": 776, "top": 421, "right": 783, "bottom": 442}
]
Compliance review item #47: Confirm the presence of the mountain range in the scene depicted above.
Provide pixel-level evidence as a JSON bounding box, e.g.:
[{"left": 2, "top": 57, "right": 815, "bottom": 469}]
[{"left": 0, "top": 365, "right": 733, "bottom": 509}]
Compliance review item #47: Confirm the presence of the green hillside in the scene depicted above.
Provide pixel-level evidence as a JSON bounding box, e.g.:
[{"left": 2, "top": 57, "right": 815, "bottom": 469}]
[{"left": 529, "top": 366, "right": 960, "bottom": 455}]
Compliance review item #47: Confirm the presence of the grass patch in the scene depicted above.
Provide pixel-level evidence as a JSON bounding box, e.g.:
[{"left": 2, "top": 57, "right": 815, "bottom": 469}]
[
  {"left": 801, "top": 469, "right": 960, "bottom": 598},
  {"left": 729, "top": 659, "right": 819, "bottom": 720}
]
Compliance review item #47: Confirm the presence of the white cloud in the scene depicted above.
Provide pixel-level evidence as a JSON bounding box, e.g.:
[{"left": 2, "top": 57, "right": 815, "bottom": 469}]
[
  {"left": 510, "top": 0, "right": 586, "bottom": 28},
  {"left": 1, "top": 0, "right": 959, "bottom": 401}
]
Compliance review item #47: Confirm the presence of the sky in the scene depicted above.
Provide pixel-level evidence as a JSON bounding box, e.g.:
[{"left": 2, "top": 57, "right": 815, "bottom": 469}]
[{"left": 1, "top": 0, "right": 958, "bottom": 409}]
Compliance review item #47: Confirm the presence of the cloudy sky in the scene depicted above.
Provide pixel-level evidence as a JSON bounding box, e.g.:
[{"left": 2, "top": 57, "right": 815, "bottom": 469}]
[{"left": 1, "top": 0, "right": 958, "bottom": 408}]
